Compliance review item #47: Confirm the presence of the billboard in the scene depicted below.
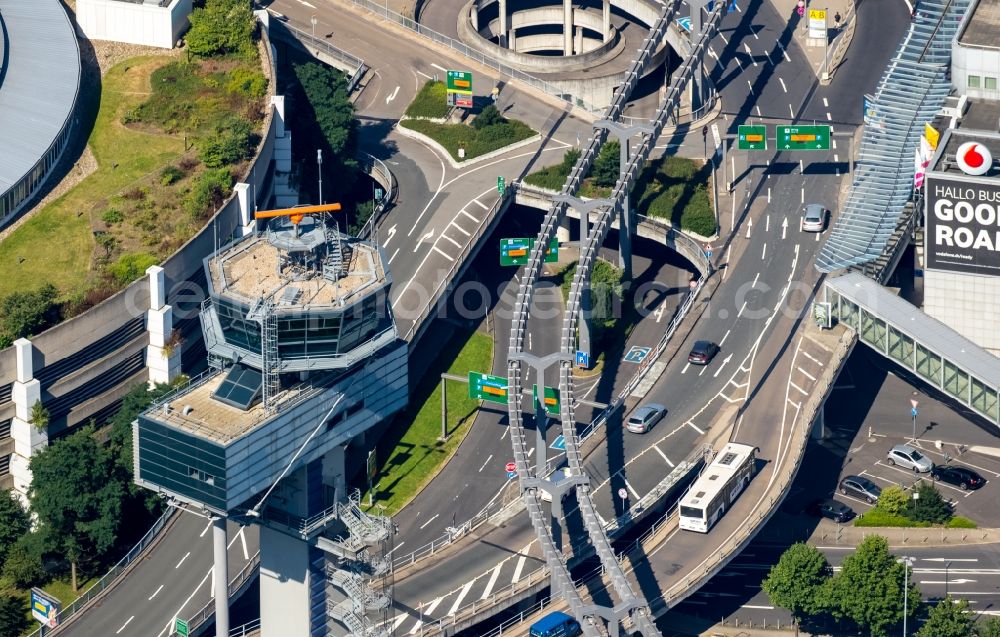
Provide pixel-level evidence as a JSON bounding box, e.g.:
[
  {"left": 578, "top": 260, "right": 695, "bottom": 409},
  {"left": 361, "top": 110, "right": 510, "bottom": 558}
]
[
  {"left": 925, "top": 175, "right": 1000, "bottom": 275},
  {"left": 31, "top": 588, "right": 60, "bottom": 628}
]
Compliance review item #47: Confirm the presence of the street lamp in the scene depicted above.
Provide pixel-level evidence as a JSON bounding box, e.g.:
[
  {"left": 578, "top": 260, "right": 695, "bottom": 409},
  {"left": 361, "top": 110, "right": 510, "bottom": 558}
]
[
  {"left": 310, "top": 14, "right": 318, "bottom": 40},
  {"left": 898, "top": 555, "right": 915, "bottom": 636},
  {"left": 317, "top": 149, "right": 323, "bottom": 205},
  {"left": 945, "top": 560, "right": 951, "bottom": 598}
]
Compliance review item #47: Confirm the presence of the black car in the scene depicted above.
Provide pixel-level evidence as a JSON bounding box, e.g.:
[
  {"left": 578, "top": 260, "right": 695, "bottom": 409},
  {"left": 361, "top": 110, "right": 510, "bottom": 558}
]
[
  {"left": 807, "top": 498, "right": 855, "bottom": 523},
  {"left": 839, "top": 475, "right": 882, "bottom": 503},
  {"left": 931, "top": 464, "right": 986, "bottom": 490},
  {"left": 688, "top": 340, "right": 720, "bottom": 365}
]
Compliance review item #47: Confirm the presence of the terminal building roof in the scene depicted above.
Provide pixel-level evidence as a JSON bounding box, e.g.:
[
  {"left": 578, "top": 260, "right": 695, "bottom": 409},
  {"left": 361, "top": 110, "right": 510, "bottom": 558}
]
[
  {"left": 0, "top": 0, "right": 81, "bottom": 194},
  {"left": 928, "top": 127, "right": 1000, "bottom": 177},
  {"left": 959, "top": 0, "right": 1000, "bottom": 48}
]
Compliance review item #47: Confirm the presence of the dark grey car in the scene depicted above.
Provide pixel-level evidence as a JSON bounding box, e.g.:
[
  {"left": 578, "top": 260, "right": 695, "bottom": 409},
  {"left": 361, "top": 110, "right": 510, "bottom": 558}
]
[{"left": 839, "top": 475, "right": 881, "bottom": 503}]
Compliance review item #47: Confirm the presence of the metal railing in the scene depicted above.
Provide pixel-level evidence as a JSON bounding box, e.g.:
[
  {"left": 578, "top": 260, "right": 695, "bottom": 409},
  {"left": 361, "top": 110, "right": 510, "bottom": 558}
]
[
  {"left": 358, "top": 153, "right": 396, "bottom": 241},
  {"left": 228, "top": 619, "right": 261, "bottom": 637},
  {"left": 270, "top": 19, "right": 368, "bottom": 92},
  {"left": 332, "top": 0, "right": 601, "bottom": 113},
  {"left": 29, "top": 508, "right": 177, "bottom": 637},
  {"left": 184, "top": 552, "right": 262, "bottom": 636}
]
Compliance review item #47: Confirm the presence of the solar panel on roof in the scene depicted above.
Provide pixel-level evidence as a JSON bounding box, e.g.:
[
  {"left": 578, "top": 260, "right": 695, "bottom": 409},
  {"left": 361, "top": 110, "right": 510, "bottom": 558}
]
[{"left": 212, "top": 363, "right": 263, "bottom": 410}]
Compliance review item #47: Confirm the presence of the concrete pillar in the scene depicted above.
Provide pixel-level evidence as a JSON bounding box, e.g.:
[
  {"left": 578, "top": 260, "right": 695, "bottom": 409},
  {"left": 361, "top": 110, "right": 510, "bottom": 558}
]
[
  {"left": 574, "top": 25, "right": 583, "bottom": 55},
  {"left": 270, "top": 95, "right": 286, "bottom": 138},
  {"left": 213, "top": 517, "right": 230, "bottom": 637},
  {"left": 146, "top": 266, "right": 181, "bottom": 387},
  {"left": 471, "top": 4, "right": 479, "bottom": 30},
  {"left": 812, "top": 401, "right": 827, "bottom": 440},
  {"left": 322, "top": 444, "right": 348, "bottom": 505},
  {"left": 510, "top": 27, "right": 517, "bottom": 52},
  {"left": 260, "top": 525, "right": 312, "bottom": 637},
  {"left": 234, "top": 183, "right": 255, "bottom": 237},
  {"left": 499, "top": 0, "right": 508, "bottom": 47},
  {"left": 563, "top": 0, "right": 573, "bottom": 55},
  {"left": 551, "top": 488, "right": 563, "bottom": 553},
  {"left": 556, "top": 214, "right": 571, "bottom": 244},
  {"left": 9, "top": 338, "right": 43, "bottom": 502},
  {"left": 603, "top": 0, "right": 611, "bottom": 42},
  {"left": 533, "top": 369, "right": 548, "bottom": 477},
  {"left": 619, "top": 138, "right": 632, "bottom": 280}
]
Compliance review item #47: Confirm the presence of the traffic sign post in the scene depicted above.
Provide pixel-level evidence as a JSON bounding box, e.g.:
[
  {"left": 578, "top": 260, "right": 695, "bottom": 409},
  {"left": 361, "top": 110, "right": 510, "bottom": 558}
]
[
  {"left": 776, "top": 124, "right": 831, "bottom": 150},
  {"left": 446, "top": 70, "right": 473, "bottom": 109},
  {"left": 737, "top": 124, "right": 767, "bottom": 151},
  {"left": 174, "top": 618, "right": 189, "bottom": 637},
  {"left": 618, "top": 487, "right": 628, "bottom": 510},
  {"left": 576, "top": 350, "right": 589, "bottom": 369},
  {"left": 910, "top": 399, "right": 919, "bottom": 442},
  {"left": 500, "top": 237, "right": 558, "bottom": 266},
  {"left": 468, "top": 371, "right": 509, "bottom": 404},
  {"left": 505, "top": 461, "right": 517, "bottom": 473},
  {"left": 497, "top": 176, "right": 505, "bottom": 195},
  {"left": 532, "top": 384, "right": 560, "bottom": 416}
]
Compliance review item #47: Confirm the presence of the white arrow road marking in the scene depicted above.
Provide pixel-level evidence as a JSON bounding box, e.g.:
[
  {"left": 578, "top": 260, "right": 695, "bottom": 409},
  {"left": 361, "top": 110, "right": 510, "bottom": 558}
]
[
  {"left": 923, "top": 558, "right": 979, "bottom": 562},
  {"left": 920, "top": 579, "right": 977, "bottom": 585},
  {"left": 713, "top": 354, "right": 733, "bottom": 378},
  {"left": 384, "top": 224, "right": 397, "bottom": 246},
  {"left": 743, "top": 43, "right": 757, "bottom": 66},
  {"left": 654, "top": 300, "right": 666, "bottom": 322},
  {"left": 413, "top": 228, "right": 435, "bottom": 251},
  {"left": 746, "top": 217, "right": 753, "bottom": 239},
  {"left": 781, "top": 217, "right": 788, "bottom": 240},
  {"left": 386, "top": 86, "right": 400, "bottom": 104}
]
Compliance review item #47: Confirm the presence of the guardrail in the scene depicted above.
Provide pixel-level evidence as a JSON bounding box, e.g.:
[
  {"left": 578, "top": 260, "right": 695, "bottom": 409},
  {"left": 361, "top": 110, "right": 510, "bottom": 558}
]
[
  {"left": 358, "top": 153, "right": 396, "bottom": 241},
  {"left": 228, "top": 619, "right": 261, "bottom": 637},
  {"left": 32, "top": 508, "right": 177, "bottom": 637},
  {"left": 184, "top": 552, "right": 262, "bottom": 637},
  {"left": 333, "top": 0, "right": 601, "bottom": 113}
]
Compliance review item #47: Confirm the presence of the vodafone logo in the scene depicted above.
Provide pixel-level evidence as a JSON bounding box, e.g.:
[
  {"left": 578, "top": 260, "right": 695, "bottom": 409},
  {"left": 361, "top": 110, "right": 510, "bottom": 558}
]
[{"left": 956, "top": 142, "right": 993, "bottom": 176}]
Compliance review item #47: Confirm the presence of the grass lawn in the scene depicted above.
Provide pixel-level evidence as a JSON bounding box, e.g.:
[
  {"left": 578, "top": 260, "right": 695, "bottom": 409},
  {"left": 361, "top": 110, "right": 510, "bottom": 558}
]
[
  {"left": 400, "top": 118, "right": 536, "bottom": 161},
  {"left": 41, "top": 574, "right": 99, "bottom": 609},
  {"left": 365, "top": 330, "right": 493, "bottom": 516},
  {"left": 404, "top": 80, "right": 451, "bottom": 119},
  {"left": 0, "top": 56, "right": 184, "bottom": 299},
  {"left": 525, "top": 152, "right": 715, "bottom": 235}
]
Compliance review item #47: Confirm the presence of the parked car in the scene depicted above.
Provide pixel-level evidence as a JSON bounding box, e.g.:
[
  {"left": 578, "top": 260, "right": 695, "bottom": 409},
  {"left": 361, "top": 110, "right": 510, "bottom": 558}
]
[
  {"left": 886, "top": 444, "right": 934, "bottom": 473},
  {"left": 802, "top": 203, "right": 827, "bottom": 232},
  {"left": 807, "top": 498, "right": 855, "bottom": 523},
  {"left": 839, "top": 475, "right": 882, "bottom": 503},
  {"left": 626, "top": 403, "right": 666, "bottom": 434},
  {"left": 932, "top": 464, "right": 986, "bottom": 490},
  {"left": 688, "top": 340, "right": 720, "bottom": 365},
  {"left": 531, "top": 611, "right": 581, "bottom": 637}
]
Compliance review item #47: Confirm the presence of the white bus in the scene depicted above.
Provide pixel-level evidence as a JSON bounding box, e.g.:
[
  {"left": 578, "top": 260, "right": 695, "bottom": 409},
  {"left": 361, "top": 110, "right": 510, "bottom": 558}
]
[{"left": 678, "top": 442, "right": 757, "bottom": 533}]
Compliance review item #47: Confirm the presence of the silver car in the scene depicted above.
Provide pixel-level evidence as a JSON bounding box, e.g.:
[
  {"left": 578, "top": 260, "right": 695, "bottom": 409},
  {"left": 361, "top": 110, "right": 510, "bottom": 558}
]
[
  {"left": 802, "top": 203, "right": 826, "bottom": 232},
  {"left": 887, "top": 444, "right": 934, "bottom": 473},
  {"left": 626, "top": 403, "right": 666, "bottom": 434}
]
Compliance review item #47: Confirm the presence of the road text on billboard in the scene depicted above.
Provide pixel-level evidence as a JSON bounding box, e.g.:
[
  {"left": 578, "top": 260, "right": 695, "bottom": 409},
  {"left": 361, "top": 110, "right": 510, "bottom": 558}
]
[{"left": 925, "top": 175, "right": 1000, "bottom": 275}]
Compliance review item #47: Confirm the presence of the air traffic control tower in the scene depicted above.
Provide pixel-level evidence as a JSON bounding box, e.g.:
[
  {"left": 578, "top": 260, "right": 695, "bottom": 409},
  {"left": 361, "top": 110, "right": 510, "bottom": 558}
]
[{"left": 134, "top": 205, "right": 407, "bottom": 637}]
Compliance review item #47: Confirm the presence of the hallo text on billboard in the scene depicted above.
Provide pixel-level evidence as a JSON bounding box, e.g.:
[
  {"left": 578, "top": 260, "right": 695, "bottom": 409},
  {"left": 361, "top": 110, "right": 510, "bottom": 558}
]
[{"left": 926, "top": 175, "right": 1000, "bottom": 275}]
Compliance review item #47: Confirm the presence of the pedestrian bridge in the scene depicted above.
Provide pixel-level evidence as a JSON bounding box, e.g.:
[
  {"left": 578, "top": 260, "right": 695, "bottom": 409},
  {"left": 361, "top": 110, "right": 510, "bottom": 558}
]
[{"left": 823, "top": 272, "right": 1000, "bottom": 427}]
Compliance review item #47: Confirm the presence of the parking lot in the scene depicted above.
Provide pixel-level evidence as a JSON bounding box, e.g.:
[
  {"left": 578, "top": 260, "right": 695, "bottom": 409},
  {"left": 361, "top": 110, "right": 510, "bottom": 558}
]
[{"left": 783, "top": 346, "right": 1000, "bottom": 527}]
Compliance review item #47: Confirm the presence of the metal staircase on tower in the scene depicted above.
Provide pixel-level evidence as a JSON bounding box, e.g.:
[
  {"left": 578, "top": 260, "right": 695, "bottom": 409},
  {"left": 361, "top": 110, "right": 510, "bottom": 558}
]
[{"left": 247, "top": 297, "right": 280, "bottom": 412}]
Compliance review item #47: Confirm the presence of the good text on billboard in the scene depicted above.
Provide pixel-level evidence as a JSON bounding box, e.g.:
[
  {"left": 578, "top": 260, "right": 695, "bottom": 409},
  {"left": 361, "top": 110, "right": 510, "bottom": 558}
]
[{"left": 925, "top": 175, "right": 1000, "bottom": 275}]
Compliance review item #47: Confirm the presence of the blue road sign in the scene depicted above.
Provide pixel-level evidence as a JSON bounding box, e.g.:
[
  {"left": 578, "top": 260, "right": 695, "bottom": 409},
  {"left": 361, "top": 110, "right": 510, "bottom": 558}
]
[
  {"left": 623, "top": 346, "right": 652, "bottom": 364},
  {"left": 576, "top": 350, "right": 589, "bottom": 368},
  {"left": 675, "top": 16, "right": 691, "bottom": 31},
  {"left": 911, "top": 407, "right": 918, "bottom": 418},
  {"left": 550, "top": 435, "right": 566, "bottom": 451},
  {"left": 507, "top": 471, "right": 517, "bottom": 479}
]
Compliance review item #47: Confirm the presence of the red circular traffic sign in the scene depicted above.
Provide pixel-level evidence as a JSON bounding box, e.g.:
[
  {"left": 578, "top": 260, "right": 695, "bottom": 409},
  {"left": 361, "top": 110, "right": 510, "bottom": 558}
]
[{"left": 505, "top": 462, "right": 517, "bottom": 472}]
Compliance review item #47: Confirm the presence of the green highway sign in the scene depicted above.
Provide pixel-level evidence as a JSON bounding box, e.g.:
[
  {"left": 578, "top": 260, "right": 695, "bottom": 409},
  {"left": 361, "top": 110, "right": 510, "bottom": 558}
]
[
  {"left": 776, "top": 124, "right": 831, "bottom": 150},
  {"left": 500, "top": 238, "right": 558, "bottom": 266},
  {"left": 532, "top": 384, "right": 560, "bottom": 416},
  {"left": 446, "top": 70, "right": 473, "bottom": 93},
  {"left": 469, "top": 371, "right": 508, "bottom": 404},
  {"left": 174, "top": 618, "right": 189, "bottom": 637},
  {"left": 737, "top": 125, "right": 767, "bottom": 151},
  {"left": 498, "top": 176, "right": 505, "bottom": 195}
]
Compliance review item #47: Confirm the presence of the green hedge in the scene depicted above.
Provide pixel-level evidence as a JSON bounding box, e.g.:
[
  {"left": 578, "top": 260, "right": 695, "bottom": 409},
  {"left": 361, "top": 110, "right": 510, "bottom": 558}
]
[
  {"left": 947, "top": 515, "right": 978, "bottom": 528},
  {"left": 404, "top": 81, "right": 450, "bottom": 119},
  {"left": 854, "top": 509, "right": 932, "bottom": 528},
  {"left": 400, "top": 118, "right": 535, "bottom": 161}
]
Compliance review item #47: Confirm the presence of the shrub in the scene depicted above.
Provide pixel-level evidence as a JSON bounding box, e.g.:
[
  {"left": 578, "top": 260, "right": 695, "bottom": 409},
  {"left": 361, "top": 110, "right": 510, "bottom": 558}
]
[
  {"left": 160, "top": 165, "right": 185, "bottom": 186},
  {"left": 107, "top": 253, "right": 160, "bottom": 287},
  {"left": 854, "top": 509, "right": 930, "bottom": 527},
  {"left": 472, "top": 104, "right": 505, "bottom": 129},
  {"left": 907, "top": 481, "right": 952, "bottom": 524},
  {"left": 525, "top": 149, "right": 581, "bottom": 190},
  {"left": 0, "top": 284, "right": 59, "bottom": 341},
  {"left": 101, "top": 208, "right": 124, "bottom": 225},
  {"left": 122, "top": 187, "right": 146, "bottom": 201},
  {"left": 1, "top": 531, "right": 47, "bottom": 588},
  {"left": 183, "top": 168, "right": 234, "bottom": 219},
  {"left": 227, "top": 67, "right": 268, "bottom": 99},
  {"left": 404, "top": 80, "right": 450, "bottom": 119},
  {"left": 186, "top": 0, "right": 257, "bottom": 59},
  {"left": 875, "top": 484, "right": 909, "bottom": 516},
  {"left": 947, "top": 515, "right": 977, "bottom": 528},
  {"left": 197, "top": 117, "right": 255, "bottom": 168},
  {"left": 178, "top": 156, "right": 200, "bottom": 171}
]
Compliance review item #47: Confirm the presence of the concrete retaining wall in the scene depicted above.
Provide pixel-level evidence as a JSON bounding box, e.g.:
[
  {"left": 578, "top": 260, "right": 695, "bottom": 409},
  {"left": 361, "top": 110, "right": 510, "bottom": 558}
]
[{"left": 76, "top": 0, "right": 193, "bottom": 49}]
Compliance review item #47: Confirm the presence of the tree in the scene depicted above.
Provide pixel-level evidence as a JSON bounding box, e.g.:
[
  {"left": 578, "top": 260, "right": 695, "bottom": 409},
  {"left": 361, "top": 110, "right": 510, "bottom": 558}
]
[
  {"left": 825, "top": 535, "right": 919, "bottom": 637},
  {"left": 29, "top": 427, "right": 125, "bottom": 591},
  {"left": 0, "top": 284, "right": 59, "bottom": 341},
  {"left": 0, "top": 591, "right": 29, "bottom": 637},
  {"left": 876, "top": 484, "right": 910, "bottom": 515},
  {"left": 185, "top": 0, "right": 256, "bottom": 59},
  {"left": 0, "top": 490, "right": 30, "bottom": 566},
  {"left": 1, "top": 531, "right": 47, "bottom": 588},
  {"left": 591, "top": 140, "right": 620, "bottom": 187},
  {"left": 908, "top": 481, "right": 952, "bottom": 524},
  {"left": 29, "top": 399, "right": 49, "bottom": 433},
  {"left": 762, "top": 542, "right": 831, "bottom": 621},
  {"left": 472, "top": 104, "right": 505, "bottom": 129},
  {"left": 95, "top": 232, "right": 119, "bottom": 261},
  {"left": 916, "top": 597, "right": 974, "bottom": 637}
]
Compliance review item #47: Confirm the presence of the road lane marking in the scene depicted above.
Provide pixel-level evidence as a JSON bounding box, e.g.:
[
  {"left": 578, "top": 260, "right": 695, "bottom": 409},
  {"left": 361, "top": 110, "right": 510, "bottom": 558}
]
[
  {"left": 472, "top": 199, "right": 489, "bottom": 209},
  {"left": 755, "top": 105, "right": 761, "bottom": 117},
  {"left": 687, "top": 422, "right": 704, "bottom": 434},
  {"left": 779, "top": 78, "right": 787, "bottom": 92},
  {"left": 240, "top": 527, "right": 249, "bottom": 560},
  {"left": 460, "top": 209, "right": 479, "bottom": 222},
  {"left": 482, "top": 563, "right": 503, "bottom": 598},
  {"left": 433, "top": 246, "right": 455, "bottom": 261},
  {"left": 479, "top": 454, "right": 493, "bottom": 472},
  {"left": 389, "top": 247, "right": 400, "bottom": 264},
  {"left": 200, "top": 520, "right": 211, "bottom": 537},
  {"left": 766, "top": 215, "right": 770, "bottom": 231},
  {"left": 624, "top": 478, "right": 640, "bottom": 499},
  {"left": 797, "top": 367, "right": 816, "bottom": 381},
  {"left": 511, "top": 555, "right": 527, "bottom": 583},
  {"left": 761, "top": 242, "right": 767, "bottom": 259},
  {"left": 823, "top": 97, "right": 829, "bottom": 107},
  {"left": 450, "top": 221, "right": 471, "bottom": 236},
  {"left": 826, "top": 112, "right": 832, "bottom": 121},
  {"left": 447, "top": 580, "right": 475, "bottom": 616},
  {"left": 790, "top": 381, "right": 808, "bottom": 395},
  {"left": 386, "top": 86, "right": 400, "bottom": 104},
  {"left": 747, "top": 79, "right": 753, "bottom": 93},
  {"left": 415, "top": 70, "right": 433, "bottom": 80},
  {"left": 719, "top": 32, "right": 729, "bottom": 44},
  {"left": 442, "top": 233, "right": 463, "bottom": 248},
  {"left": 681, "top": 362, "right": 690, "bottom": 374},
  {"left": 393, "top": 615, "right": 409, "bottom": 630},
  {"left": 778, "top": 42, "right": 790, "bottom": 61},
  {"left": 297, "top": 0, "right": 317, "bottom": 6},
  {"left": 116, "top": 616, "right": 135, "bottom": 634},
  {"left": 419, "top": 513, "right": 439, "bottom": 530},
  {"left": 149, "top": 584, "right": 164, "bottom": 601},
  {"left": 720, "top": 329, "right": 732, "bottom": 346},
  {"left": 653, "top": 444, "right": 674, "bottom": 466},
  {"left": 176, "top": 552, "right": 190, "bottom": 569}
]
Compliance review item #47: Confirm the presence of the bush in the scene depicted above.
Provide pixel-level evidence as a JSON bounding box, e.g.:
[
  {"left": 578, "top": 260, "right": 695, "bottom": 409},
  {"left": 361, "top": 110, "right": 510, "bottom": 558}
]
[
  {"left": 472, "top": 104, "right": 505, "bottom": 129},
  {"left": 404, "top": 80, "right": 450, "bottom": 119},
  {"left": 854, "top": 509, "right": 930, "bottom": 527},
  {"left": 183, "top": 168, "right": 234, "bottom": 219},
  {"left": 0, "top": 284, "right": 59, "bottom": 341},
  {"left": 525, "top": 149, "right": 581, "bottom": 190},
  {"left": 907, "top": 481, "right": 952, "bottom": 524},
  {"left": 101, "top": 208, "right": 124, "bottom": 225},
  {"left": 875, "top": 484, "right": 909, "bottom": 516},
  {"left": 1, "top": 531, "right": 47, "bottom": 588},
  {"left": 0, "top": 591, "right": 29, "bottom": 637},
  {"left": 186, "top": 0, "right": 257, "bottom": 59},
  {"left": 160, "top": 165, "right": 185, "bottom": 186},
  {"left": 197, "top": 117, "right": 255, "bottom": 168},
  {"left": 947, "top": 515, "right": 977, "bottom": 528},
  {"left": 107, "top": 253, "right": 160, "bottom": 287},
  {"left": 226, "top": 67, "right": 268, "bottom": 99}
]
